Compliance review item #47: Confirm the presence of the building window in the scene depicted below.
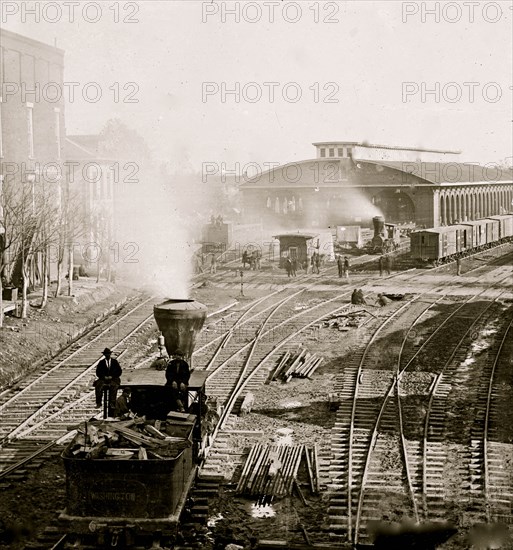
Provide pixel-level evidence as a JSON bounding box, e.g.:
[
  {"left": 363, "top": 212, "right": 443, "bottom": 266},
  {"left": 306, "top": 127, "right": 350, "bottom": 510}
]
[
  {"left": 337, "top": 148, "right": 343, "bottom": 157},
  {"left": 320, "top": 148, "right": 326, "bottom": 158},
  {"left": 329, "top": 148, "right": 335, "bottom": 157},
  {"left": 275, "top": 197, "right": 280, "bottom": 213},
  {"left": 26, "top": 103, "right": 34, "bottom": 158},
  {"left": 346, "top": 147, "right": 352, "bottom": 157},
  {"left": 54, "top": 108, "right": 61, "bottom": 160}
]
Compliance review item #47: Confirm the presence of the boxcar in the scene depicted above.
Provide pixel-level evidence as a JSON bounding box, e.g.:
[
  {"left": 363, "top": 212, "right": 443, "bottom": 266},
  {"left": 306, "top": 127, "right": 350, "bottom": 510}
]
[
  {"left": 460, "top": 219, "right": 497, "bottom": 247},
  {"left": 486, "top": 214, "right": 513, "bottom": 240},
  {"left": 410, "top": 226, "right": 465, "bottom": 262}
]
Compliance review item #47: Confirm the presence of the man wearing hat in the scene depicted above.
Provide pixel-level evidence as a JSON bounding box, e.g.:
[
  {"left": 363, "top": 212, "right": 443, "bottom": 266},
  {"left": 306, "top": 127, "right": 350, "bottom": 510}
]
[
  {"left": 165, "top": 350, "right": 190, "bottom": 412},
  {"left": 94, "top": 348, "right": 122, "bottom": 414}
]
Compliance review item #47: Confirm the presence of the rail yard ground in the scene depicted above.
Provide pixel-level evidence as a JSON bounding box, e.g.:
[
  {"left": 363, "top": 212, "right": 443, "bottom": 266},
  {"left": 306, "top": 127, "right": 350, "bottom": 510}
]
[{"left": 0, "top": 248, "right": 512, "bottom": 550}]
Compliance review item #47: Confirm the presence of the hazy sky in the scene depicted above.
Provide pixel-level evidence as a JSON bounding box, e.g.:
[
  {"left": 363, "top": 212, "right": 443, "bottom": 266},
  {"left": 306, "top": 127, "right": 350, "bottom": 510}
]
[{"left": 3, "top": 0, "right": 512, "bottom": 169}]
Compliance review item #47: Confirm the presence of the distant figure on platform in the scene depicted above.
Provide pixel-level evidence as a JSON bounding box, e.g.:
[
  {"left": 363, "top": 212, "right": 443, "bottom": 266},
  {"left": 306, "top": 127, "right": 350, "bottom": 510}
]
[
  {"left": 337, "top": 255, "right": 343, "bottom": 278},
  {"left": 378, "top": 256, "right": 384, "bottom": 277},
  {"left": 291, "top": 258, "right": 298, "bottom": 277},
  {"left": 165, "top": 350, "right": 190, "bottom": 412},
  {"left": 384, "top": 255, "right": 392, "bottom": 276},
  {"left": 343, "top": 256, "right": 350, "bottom": 279},
  {"left": 115, "top": 388, "right": 132, "bottom": 418},
  {"left": 210, "top": 253, "right": 217, "bottom": 274},
  {"left": 315, "top": 253, "right": 321, "bottom": 274},
  {"left": 255, "top": 252, "right": 261, "bottom": 270},
  {"left": 456, "top": 257, "right": 462, "bottom": 276},
  {"left": 285, "top": 258, "right": 292, "bottom": 277},
  {"left": 242, "top": 250, "right": 249, "bottom": 269},
  {"left": 94, "top": 348, "right": 122, "bottom": 414}
]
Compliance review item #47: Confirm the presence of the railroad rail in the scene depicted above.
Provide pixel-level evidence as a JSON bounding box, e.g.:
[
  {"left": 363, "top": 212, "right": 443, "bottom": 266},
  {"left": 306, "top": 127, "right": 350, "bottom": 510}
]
[{"left": 325, "top": 272, "right": 512, "bottom": 545}]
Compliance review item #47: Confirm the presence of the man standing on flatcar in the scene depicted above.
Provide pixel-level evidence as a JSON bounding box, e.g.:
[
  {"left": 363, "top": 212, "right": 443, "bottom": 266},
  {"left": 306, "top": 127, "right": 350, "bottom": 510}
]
[
  {"left": 94, "top": 348, "right": 122, "bottom": 415},
  {"left": 165, "top": 350, "right": 190, "bottom": 412}
]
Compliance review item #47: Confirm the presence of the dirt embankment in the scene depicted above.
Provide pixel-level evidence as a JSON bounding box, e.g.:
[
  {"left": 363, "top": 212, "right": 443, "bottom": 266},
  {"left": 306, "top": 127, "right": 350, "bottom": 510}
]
[{"left": 0, "top": 279, "right": 140, "bottom": 390}]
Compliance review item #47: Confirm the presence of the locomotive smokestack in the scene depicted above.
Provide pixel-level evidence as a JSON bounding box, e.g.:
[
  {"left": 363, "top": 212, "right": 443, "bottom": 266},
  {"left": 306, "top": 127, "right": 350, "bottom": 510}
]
[
  {"left": 373, "top": 215, "right": 385, "bottom": 238},
  {"left": 153, "top": 299, "right": 207, "bottom": 368}
]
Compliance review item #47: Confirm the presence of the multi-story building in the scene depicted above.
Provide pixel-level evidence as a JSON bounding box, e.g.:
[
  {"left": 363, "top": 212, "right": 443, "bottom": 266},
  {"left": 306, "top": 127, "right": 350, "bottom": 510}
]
[{"left": 0, "top": 29, "right": 66, "bottom": 285}]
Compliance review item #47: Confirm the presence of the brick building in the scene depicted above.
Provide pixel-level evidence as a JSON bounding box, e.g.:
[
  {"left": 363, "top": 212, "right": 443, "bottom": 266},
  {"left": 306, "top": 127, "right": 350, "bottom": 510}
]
[
  {"left": 0, "top": 29, "right": 66, "bottom": 285},
  {"left": 240, "top": 141, "right": 513, "bottom": 230}
]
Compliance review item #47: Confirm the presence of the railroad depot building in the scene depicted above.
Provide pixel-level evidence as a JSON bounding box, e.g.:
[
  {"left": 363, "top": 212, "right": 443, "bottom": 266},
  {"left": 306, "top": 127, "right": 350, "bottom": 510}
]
[{"left": 239, "top": 142, "right": 513, "bottom": 229}]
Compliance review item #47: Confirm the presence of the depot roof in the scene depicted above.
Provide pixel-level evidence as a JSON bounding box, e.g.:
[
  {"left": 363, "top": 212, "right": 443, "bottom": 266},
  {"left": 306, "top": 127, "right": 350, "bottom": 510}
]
[{"left": 240, "top": 158, "right": 513, "bottom": 189}]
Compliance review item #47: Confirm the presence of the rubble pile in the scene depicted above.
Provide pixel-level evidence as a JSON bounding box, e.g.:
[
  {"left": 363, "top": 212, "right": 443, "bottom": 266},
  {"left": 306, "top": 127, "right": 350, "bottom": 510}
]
[
  {"left": 323, "top": 310, "right": 369, "bottom": 330},
  {"left": 67, "top": 417, "right": 193, "bottom": 460}
]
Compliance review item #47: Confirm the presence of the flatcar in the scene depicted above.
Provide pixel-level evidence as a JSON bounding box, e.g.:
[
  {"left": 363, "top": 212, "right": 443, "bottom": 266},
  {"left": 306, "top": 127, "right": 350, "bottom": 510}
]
[
  {"left": 410, "top": 214, "right": 513, "bottom": 264},
  {"left": 59, "top": 299, "right": 212, "bottom": 549}
]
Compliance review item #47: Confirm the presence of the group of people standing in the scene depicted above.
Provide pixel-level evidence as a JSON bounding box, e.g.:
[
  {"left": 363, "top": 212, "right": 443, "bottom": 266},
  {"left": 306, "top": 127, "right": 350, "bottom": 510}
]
[{"left": 242, "top": 250, "right": 261, "bottom": 270}]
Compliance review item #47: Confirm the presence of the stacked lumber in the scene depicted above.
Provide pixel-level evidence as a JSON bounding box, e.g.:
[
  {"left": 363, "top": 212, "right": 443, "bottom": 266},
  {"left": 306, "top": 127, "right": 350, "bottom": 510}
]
[
  {"left": 236, "top": 445, "right": 321, "bottom": 498},
  {"left": 67, "top": 418, "right": 192, "bottom": 460},
  {"left": 271, "top": 350, "right": 323, "bottom": 383}
]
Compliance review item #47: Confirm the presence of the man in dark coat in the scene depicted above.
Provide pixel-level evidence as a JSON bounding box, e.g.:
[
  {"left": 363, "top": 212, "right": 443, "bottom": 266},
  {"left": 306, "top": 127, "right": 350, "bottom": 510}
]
[
  {"left": 165, "top": 350, "right": 190, "bottom": 412},
  {"left": 94, "top": 348, "right": 122, "bottom": 414},
  {"left": 285, "top": 257, "right": 292, "bottom": 277},
  {"left": 337, "top": 255, "right": 343, "bottom": 278},
  {"left": 378, "top": 255, "right": 384, "bottom": 277},
  {"left": 115, "top": 388, "right": 132, "bottom": 418},
  {"left": 343, "top": 256, "right": 350, "bottom": 279}
]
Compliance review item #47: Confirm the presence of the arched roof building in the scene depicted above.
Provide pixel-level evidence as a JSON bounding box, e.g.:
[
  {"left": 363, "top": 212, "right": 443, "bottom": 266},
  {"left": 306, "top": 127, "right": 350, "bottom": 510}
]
[{"left": 239, "top": 142, "right": 513, "bottom": 229}]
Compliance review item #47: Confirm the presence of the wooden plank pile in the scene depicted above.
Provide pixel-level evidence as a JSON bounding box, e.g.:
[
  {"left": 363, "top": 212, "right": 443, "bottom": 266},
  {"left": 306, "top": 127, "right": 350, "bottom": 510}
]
[
  {"left": 236, "top": 444, "right": 320, "bottom": 498},
  {"left": 67, "top": 418, "right": 192, "bottom": 460},
  {"left": 271, "top": 350, "right": 323, "bottom": 383}
]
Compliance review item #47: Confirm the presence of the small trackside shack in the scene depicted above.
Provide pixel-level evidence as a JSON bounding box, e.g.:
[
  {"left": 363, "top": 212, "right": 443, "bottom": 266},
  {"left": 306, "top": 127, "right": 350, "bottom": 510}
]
[{"left": 274, "top": 231, "right": 335, "bottom": 268}]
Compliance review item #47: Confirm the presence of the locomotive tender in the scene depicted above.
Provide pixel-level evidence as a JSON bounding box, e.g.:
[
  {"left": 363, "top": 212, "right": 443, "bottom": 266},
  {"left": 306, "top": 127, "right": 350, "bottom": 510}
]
[
  {"left": 410, "top": 214, "right": 513, "bottom": 264},
  {"left": 59, "top": 299, "right": 209, "bottom": 548}
]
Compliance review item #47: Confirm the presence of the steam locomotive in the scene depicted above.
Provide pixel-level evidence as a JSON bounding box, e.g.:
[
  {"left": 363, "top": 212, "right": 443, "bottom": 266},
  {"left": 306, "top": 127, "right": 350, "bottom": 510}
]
[
  {"left": 370, "top": 215, "right": 401, "bottom": 253},
  {"left": 59, "top": 299, "right": 210, "bottom": 549},
  {"left": 409, "top": 214, "right": 513, "bottom": 264}
]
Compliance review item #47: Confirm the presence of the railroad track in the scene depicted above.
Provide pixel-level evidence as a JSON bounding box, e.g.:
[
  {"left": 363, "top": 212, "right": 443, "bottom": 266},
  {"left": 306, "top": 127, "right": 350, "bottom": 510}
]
[
  {"left": 325, "top": 273, "right": 512, "bottom": 546},
  {"left": 477, "top": 315, "right": 513, "bottom": 524},
  {"left": 2, "top": 261, "right": 511, "bottom": 548}
]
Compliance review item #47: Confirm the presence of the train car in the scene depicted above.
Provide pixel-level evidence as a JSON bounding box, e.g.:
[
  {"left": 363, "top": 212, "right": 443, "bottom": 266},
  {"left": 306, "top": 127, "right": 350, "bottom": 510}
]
[
  {"left": 410, "top": 225, "right": 468, "bottom": 263},
  {"left": 459, "top": 219, "right": 499, "bottom": 248},
  {"left": 486, "top": 214, "right": 513, "bottom": 241},
  {"left": 410, "top": 214, "right": 513, "bottom": 265},
  {"left": 59, "top": 299, "right": 209, "bottom": 548},
  {"left": 410, "top": 226, "right": 453, "bottom": 262}
]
